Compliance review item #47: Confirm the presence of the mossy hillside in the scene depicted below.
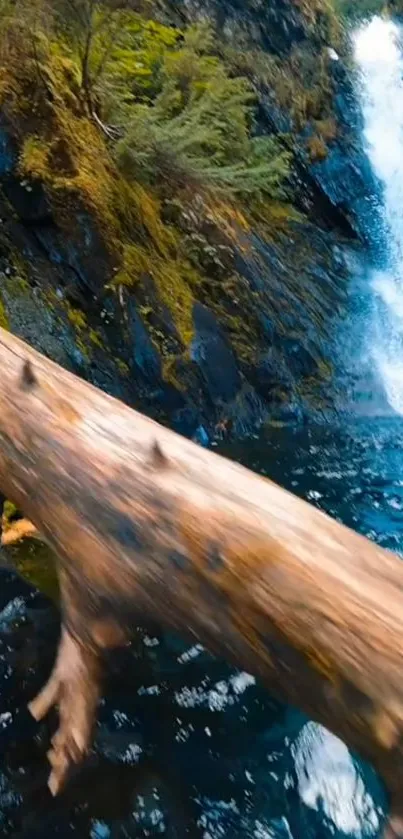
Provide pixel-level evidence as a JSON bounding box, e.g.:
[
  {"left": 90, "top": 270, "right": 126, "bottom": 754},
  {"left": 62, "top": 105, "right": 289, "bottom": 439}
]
[
  {"left": 0, "top": 1, "right": 349, "bottom": 422},
  {"left": 0, "top": 41, "right": 198, "bottom": 346},
  {"left": 3, "top": 7, "right": 288, "bottom": 301},
  {"left": 0, "top": 22, "right": 289, "bottom": 365},
  {"left": 20, "top": 133, "right": 332, "bottom": 398},
  {"left": 9, "top": 43, "right": 267, "bottom": 353}
]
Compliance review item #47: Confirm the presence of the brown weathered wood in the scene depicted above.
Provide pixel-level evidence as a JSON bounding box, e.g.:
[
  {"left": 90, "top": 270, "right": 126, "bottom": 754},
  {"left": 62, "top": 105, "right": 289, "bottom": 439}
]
[{"left": 0, "top": 328, "right": 402, "bottom": 834}]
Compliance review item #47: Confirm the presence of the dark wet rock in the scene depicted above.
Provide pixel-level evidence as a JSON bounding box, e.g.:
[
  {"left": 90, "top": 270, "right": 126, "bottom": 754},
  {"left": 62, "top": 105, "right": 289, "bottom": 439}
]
[
  {"left": 306, "top": 60, "right": 383, "bottom": 233},
  {"left": 282, "top": 340, "right": 318, "bottom": 379},
  {"left": 0, "top": 123, "right": 16, "bottom": 177},
  {"left": 128, "top": 300, "right": 163, "bottom": 384},
  {"left": 3, "top": 180, "right": 52, "bottom": 225},
  {"left": 164, "top": 0, "right": 312, "bottom": 56},
  {"left": 191, "top": 303, "right": 241, "bottom": 404},
  {"left": 296, "top": 59, "right": 385, "bottom": 247},
  {"left": 272, "top": 400, "right": 305, "bottom": 426},
  {"left": 192, "top": 425, "right": 210, "bottom": 447},
  {"left": 250, "top": 349, "right": 293, "bottom": 393},
  {"left": 309, "top": 148, "right": 384, "bottom": 242}
]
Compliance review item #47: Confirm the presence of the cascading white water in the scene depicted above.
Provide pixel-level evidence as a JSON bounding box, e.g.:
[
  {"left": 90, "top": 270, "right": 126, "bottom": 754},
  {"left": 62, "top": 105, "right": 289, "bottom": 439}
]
[{"left": 354, "top": 18, "right": 403, "bottom": 415}]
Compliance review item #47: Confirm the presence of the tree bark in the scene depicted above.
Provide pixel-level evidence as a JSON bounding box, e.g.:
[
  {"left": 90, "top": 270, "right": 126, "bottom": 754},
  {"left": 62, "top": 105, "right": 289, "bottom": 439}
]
[{"left": 0, "top": 328, "right": 402, "bottom": 834}]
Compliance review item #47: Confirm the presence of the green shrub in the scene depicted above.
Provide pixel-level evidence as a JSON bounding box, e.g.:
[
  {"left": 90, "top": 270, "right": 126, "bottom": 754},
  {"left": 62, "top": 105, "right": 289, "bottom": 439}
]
[{"left": 114, "top": 27, "right": 290, "bottom": 199}]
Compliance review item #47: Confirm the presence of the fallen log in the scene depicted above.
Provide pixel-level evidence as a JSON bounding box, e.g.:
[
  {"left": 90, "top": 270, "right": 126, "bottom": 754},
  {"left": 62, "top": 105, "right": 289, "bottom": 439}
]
[{"left": 0, "top": 329, "right": 402, "bottom": 835}]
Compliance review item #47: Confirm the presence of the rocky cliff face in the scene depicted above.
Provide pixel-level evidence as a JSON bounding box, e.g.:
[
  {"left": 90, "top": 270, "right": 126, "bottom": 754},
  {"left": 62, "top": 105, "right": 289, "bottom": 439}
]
[
  {"left": 172, "top": 0, "right": 381, "bottom": 238},
  {"left": 0, "top": 0, "right": 375, "bottom": 441}
]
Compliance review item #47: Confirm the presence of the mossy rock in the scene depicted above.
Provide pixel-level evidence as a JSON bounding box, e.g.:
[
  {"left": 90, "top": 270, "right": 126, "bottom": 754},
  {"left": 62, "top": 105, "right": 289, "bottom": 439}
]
[
  {"left": 0, "top": 294, "right": 10, "bottom": 330},
  {"left": 5, "top": 540, "right": 59, "bottom": 603},
  {"left": 2, "top": 501, "right": 59, "bottom": 602}
]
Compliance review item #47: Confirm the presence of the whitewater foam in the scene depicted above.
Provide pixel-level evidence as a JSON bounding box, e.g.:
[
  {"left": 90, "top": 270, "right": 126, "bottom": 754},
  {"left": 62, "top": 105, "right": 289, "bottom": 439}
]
[{"left": 354, "top": 18, "right": 403, "bottom": 414}]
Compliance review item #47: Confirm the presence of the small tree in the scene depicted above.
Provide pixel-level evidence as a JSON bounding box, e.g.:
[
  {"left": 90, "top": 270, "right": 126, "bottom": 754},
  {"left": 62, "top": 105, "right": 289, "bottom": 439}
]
[
  {"left": 51, "top": 0, "right": 132, "bottom": 112},
  {"left": 114, "top": 27, "right": 290, "bottom": 199}
]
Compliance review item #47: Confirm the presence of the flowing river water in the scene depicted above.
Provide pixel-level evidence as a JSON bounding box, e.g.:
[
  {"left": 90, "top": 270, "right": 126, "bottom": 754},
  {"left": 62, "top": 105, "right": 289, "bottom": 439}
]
[{"left": 1, "top": 14, "right": 403, "bottom": 839}]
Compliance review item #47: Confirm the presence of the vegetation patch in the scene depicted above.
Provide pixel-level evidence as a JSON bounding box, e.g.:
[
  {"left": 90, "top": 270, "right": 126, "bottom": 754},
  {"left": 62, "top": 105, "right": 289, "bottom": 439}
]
[
  {"left": 0, "top": 0, "right": 344, "bottom": 392},
  {"left": 20, "top": 135, "right": 51, "bottom": 180},
  {"left": 307, "top": 135, "right": 329, "bottom": 162},
  {"left": 0, "top": 294, "right": 10, "bottom": 330},
  {"left": 67, "top": 305, "right": 87, "bottom": 331}
]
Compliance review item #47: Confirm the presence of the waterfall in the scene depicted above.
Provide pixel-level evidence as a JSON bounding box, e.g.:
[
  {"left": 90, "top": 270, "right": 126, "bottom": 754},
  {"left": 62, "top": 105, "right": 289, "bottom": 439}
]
[{"left": 354, "top": 18, "right": 403, "bottom": 415}]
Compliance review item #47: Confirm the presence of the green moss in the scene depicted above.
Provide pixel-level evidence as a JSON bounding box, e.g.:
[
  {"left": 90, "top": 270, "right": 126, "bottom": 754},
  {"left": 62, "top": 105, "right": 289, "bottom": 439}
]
[
  {"left": 162, "top": 353, "right": 188, "bottom": 392},
  {"left": 11, "top": 273, "right": 30, "bottom": 296},
  {"left": 113, "top": 242, "right": 196, "bottom": 345},
  {"left": 1, "top": 502, "right": 59, "bottom": 601},
  {"left": 67, "top": 304, "right": 87, "bottom": 330},
  {"left": 19, "top": 135, "right": 51, "bottom": 180},
  {"left": 75, "top": 336, "right": 90, "bottom": 361},
  {"left": 18, "top": 85, "right": 196, "bottom": 344},
  {"left": 219, "top": 312, "right": 257, "bottom": 365},
  {"left": 139, "top": 305, "right": 153, "bottom": 318},
  {"left": 113, "top": 244, "right": 151, "bottom": 287},
  {"left": 154, "top": 260, "right": 196, "bottom": 346},
  {"left": 3, "top": 500, "right": 17, "bottom": 523},
  {"left": 1, "top": 25, "right": 245, "bottom": 348},
  {"left": 0, "top": 502, "right": 60, "bottom": 601},
  {"left": 42, "top": 287, "right": 58, "bottom": 311},
  {"left": 0, "top": 243, "right": 31, "bottom": 300},
  {"left": 65, "top": 301, "right": 92, "bottom": 358},
  {"left": 116, "top": 358, "right": 130, "bottom": 376},
  {"left": 316, "top": 358, "right": 333, "bottom": 380},
  {"left": 333, "top": 0, "right": 385, "bottom": 18},
  {"left": 0, "top": 295, "right": 10, "bottom": 330},
  {"left": 250, "top": 200, "right": 303, "bottom": 236},
  {"left": 293, "top": 0, "right": 333, "bottom": 24},
  {"left": 7, "top": 541, "right": 59, "bottom": 602},
  {"left": 89, "top": 328, "right": 104, "bottom": 348}
]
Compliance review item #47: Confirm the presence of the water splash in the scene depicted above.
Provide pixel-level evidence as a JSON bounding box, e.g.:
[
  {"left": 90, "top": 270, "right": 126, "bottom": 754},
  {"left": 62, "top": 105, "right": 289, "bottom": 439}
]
[
  {"left": 293, "top": 722, "right": 381, "bottom": 836},
  {"left": 354, "top": 17, "right": 403, "bottom": 414}
]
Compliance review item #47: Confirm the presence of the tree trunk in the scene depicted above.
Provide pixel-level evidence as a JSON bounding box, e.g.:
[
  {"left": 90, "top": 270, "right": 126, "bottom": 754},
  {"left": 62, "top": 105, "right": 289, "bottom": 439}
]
[{"left": 0, "top": 328, "right": 402, "bottom": 835}]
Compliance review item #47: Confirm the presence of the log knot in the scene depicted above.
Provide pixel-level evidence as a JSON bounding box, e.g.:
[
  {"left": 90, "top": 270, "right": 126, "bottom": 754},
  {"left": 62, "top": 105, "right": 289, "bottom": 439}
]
[
  {"left": 151, "top": 440, "right": 169, "bottom": 469},
  {"left": 20, "top": 360, "right": 37, "bottom": 391}
]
